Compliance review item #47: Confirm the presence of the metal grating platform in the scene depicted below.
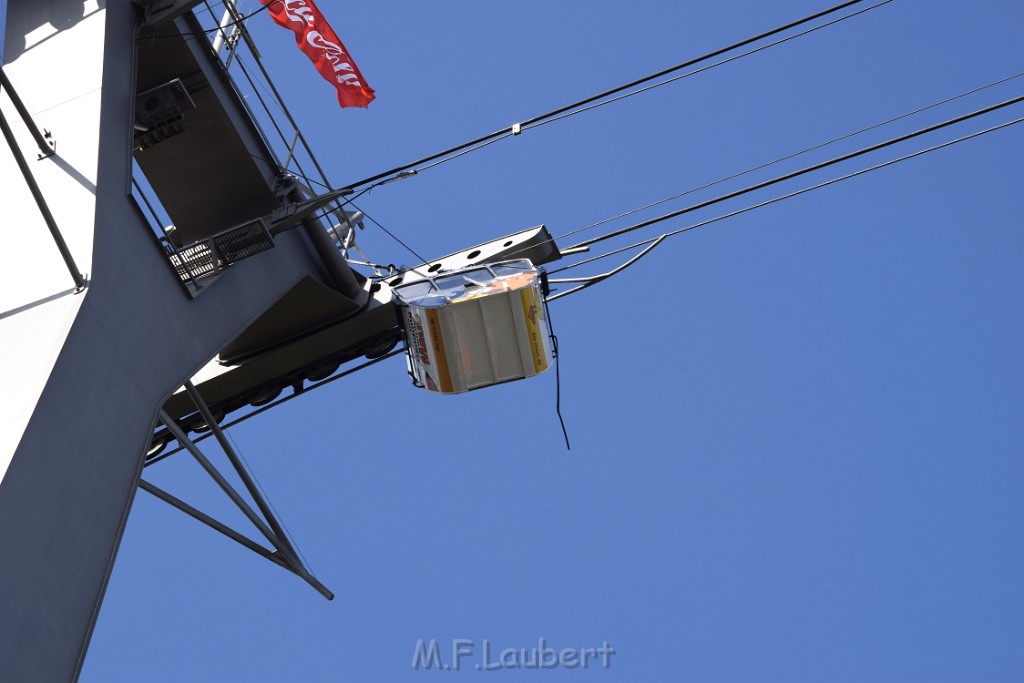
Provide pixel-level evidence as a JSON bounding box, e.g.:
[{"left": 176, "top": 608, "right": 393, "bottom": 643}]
[
  {"left": 168, "top": 218, "right": 274, "bottom": 284},
  {"left": 214, "top": 219, "right": 275, "bottom": 264}
]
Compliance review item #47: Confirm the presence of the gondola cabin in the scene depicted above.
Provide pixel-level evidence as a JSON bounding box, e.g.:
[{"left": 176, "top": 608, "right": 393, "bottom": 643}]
[{"left": 394, "top": 260, "right": 553, "bottom": 394}]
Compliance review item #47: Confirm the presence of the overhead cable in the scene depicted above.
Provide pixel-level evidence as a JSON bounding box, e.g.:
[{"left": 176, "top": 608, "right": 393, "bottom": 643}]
[
  {"left": 567, "top": 95, "right": 1024, "bottom": 250},
  {"left": 530, "top": 0, "right": 895, "bottom": 132},
  {"left": 546, "top": 115, "right": 1024, "bottom": 300},
  {"left": 341, "top": 0, "right": 890, "bottom": 191},
  {"left": 445, "top": 72, "right": 1024, "bottom": 272},
  {"left": 558, "top": 70, "right": 1024, "bottom": 244}
]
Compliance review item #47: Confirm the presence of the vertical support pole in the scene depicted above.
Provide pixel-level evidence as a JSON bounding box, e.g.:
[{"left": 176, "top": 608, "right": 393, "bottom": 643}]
[
  {"left": 0, "top": 108, "right": 87, "bottom": 291},
  {"left": 211, "top": 0, "right": 237, "bottom": 55},
  {"left": 0, "top": 68, "right": 55, "bottom": 158}
]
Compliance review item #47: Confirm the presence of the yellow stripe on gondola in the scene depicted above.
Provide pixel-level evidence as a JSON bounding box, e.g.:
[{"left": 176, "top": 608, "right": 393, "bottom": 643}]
[{"left": 519, "top": 286, "right": 548, "bottom": 374}]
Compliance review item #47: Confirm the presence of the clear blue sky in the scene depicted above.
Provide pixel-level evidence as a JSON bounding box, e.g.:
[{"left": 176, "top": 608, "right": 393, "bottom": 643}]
[{"left": 82, "top": 1, "right": 1024, "bottom": 681}]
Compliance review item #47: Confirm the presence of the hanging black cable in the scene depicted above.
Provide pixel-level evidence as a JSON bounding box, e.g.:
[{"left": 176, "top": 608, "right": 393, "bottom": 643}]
[
  {"left": 541, "top": 290, "right": 571, "bottom": 450},
  {"left": 568, "top": 94, "right": 1024, "bottom": 250},
  {"left": 340, "top": 0, "right": 884, "bottom": 191}
]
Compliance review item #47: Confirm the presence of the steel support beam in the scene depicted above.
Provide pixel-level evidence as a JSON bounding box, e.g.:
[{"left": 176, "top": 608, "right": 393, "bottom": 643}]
[
  {"left": 182, "top": 381, "right": 302, "bottom": 563},
  {"left": 158, "top": 409, "right": 282, "bottom": 549},
  {"left": 138, "top": 479, "right": 289, "bottom": 569},
  {"left": 155, "top": 409, "right": 333, "bottom": 600}
]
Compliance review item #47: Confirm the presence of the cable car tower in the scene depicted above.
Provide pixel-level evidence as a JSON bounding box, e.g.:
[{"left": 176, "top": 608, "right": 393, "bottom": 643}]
[
  {"left": 4, "top": 1, "right": 1020, "bottom": 680},
  {"left": 0, "top": 1, "right": 561, "bottom": 680}
]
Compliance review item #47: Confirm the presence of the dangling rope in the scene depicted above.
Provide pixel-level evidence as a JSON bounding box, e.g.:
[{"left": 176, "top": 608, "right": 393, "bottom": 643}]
[{"left": 543, "top": 275, "right": 571, "bottom": 450}]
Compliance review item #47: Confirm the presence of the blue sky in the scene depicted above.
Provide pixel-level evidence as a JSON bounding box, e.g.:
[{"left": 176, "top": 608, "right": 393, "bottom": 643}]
[
  {"left": 81, "top": 1, "right": 1024, "bottom": 681},
  {"left": 0, "top": 0, "right": 7, "bottom": 63}
]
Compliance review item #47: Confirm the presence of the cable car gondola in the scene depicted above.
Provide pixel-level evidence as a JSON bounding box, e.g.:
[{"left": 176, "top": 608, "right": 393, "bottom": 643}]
[{"left": 393, "top": 259, "right": 553, "bottom": 394}]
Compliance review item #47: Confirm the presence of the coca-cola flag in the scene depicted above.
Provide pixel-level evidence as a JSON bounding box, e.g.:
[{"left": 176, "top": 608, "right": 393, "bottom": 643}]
[{"left": 259, "top": 0, "right": 375, "bottom": 108}]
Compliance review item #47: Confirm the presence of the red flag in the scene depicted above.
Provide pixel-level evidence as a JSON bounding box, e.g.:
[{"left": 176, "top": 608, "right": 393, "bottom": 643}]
[{"left": 259, "top": 0, "right": 375, "bottom": 108}]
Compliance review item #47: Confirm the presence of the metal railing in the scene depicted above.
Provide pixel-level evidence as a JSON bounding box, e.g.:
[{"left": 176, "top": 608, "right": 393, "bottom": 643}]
[
  {"left": 129, "top": 1, "right": 352, "bottom": 293},
  {"left": 199, "top": 0, "right": 344, "bottom": 205}
]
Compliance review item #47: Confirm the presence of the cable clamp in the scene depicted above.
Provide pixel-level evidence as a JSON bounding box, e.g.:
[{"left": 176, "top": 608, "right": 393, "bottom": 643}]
[{"left": 511, "top": 122, "right": 522, "bottom": 136}]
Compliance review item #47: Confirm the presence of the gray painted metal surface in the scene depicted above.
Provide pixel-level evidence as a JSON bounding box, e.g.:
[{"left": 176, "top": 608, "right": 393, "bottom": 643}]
[
  {"left": 0, "top": 4, "right": 562, "bottom": 681},
  {"left": 0, "top": 2, "right": 363, "bottom": 680}
]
